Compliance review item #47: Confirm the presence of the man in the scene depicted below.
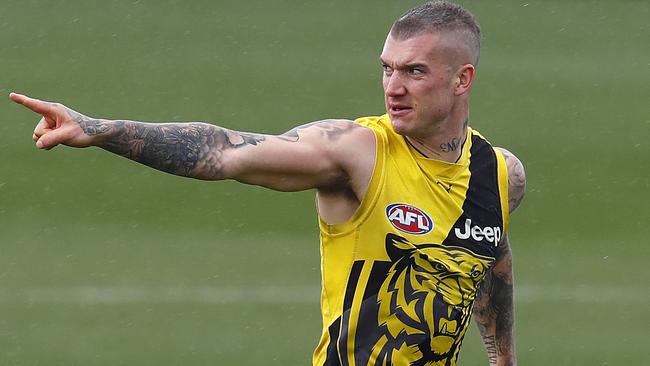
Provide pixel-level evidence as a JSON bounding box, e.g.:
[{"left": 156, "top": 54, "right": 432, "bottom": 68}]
[{"left": 10, "top": 1, "right": 525, "bottom": 365}]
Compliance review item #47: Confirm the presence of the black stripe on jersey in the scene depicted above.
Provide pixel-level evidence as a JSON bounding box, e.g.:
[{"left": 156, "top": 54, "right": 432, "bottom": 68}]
[
  {"left": 324, "top": 261, "right": 364, "bottom": 366},
  {"left": 442, "top": 133, "right": 503, "bottom": 258},
  {"left": 362, "top": 261, "right": 391, "bottom": 302},
  {"left": 354, "top": 261, "right": 392, "bottom": 366},
  {"left": 325, "top": 318, "right": 342, "bottom": 366}
]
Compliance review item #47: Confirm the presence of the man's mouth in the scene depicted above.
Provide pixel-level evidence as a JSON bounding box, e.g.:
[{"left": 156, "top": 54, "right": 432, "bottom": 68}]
[{"left": 389, "top": 105, "right": 412, "bottom": 116}]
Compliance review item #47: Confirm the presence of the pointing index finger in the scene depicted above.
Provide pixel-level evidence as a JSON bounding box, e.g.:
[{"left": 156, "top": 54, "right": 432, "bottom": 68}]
[{"left": 9, "top": 92, "right": 55, "bottom": 116}]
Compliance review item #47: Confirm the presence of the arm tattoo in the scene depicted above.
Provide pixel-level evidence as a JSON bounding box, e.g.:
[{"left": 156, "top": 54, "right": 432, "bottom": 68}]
[
  {"left": 475, "top": 147, "right": 521, "bottom": 365},
  {"left": 496, "top": 147, "right": 526, "bottom": 213},
  {"left": 482, "top": 335, "right": 498, "bottom": 365},
  {"left": 493, "top": 241, "right": 515, "bottom": 358},
  {"left": 278, "top": 121, "right": 321, "bottom": 142},
  {"left": 507, "top": 158, "right": 526, "bottom": 212},
  {"left": 278, "top": 119, "right": 357, "bottom": 142},
  {"left": 68, "top": 108, "right": 264, "bottom": 179},
  {"left": 473, "top": 236, "right": 516, "bottom": 365},
  {"left": 474, "top": 272, "right": 499, "bottom": 365},
  {"left": 99, "top": 121, "right": 265, "bottom": 178}
]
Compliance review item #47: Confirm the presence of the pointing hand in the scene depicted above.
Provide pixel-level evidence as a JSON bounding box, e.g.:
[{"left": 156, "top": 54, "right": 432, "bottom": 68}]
[{"left": 9, "top": 93, "right": 98, "bottom": 149}]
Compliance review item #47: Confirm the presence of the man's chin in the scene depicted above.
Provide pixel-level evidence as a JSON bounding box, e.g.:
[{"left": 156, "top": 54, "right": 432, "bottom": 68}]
[{"left": 390, "top": 118, "right": 411, "bottom": 136}]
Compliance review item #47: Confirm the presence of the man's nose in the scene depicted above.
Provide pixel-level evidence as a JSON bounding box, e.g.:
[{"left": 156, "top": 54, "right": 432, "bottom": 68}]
[{"left": 384, "top": 73, "right": 407, "bottom": 97}]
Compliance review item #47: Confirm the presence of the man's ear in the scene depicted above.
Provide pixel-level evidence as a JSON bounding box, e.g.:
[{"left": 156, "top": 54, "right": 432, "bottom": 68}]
[{"left": 454, "top": 64, "right": 476, "bottom": 96}]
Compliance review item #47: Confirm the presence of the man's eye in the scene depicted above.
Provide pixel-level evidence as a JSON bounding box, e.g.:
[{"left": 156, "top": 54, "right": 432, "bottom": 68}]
[{"left": 409, "top": 68, "right": 423, "bottom": 75}]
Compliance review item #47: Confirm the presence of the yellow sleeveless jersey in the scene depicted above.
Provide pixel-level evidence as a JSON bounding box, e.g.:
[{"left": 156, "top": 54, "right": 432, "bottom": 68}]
[{"left": 313, "top": 115, "right": 509, "bottom": 366}]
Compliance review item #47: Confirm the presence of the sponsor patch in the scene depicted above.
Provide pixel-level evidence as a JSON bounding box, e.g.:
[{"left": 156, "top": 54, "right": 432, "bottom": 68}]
[
  {"left": 454, "top": 218, "right": 502, "bottom": 247},
  {"left": 386, "top": 203, "right": 433, "bottom": 235}
]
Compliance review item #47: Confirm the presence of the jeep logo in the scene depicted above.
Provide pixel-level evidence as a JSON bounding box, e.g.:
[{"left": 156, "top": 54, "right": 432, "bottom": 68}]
[{"left": 454, "top": 218, "right": 501, "bottom": 246}]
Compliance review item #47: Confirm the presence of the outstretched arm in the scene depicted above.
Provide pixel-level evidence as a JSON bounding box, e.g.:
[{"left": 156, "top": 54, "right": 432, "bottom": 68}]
[
  {"left": 473, "top": 148, "right": 526, "bottom": 366},
  {"left": 9, "top": 93, "right": 375, "bottom": 192}
]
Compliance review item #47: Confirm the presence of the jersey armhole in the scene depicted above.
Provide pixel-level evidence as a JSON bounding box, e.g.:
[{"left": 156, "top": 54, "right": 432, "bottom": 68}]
[
  {"left": 318, "top": 122, "right": 386, "bottom": 237},
  {"left": 494, "top": 148, "right": 510, "bottom": 233}
]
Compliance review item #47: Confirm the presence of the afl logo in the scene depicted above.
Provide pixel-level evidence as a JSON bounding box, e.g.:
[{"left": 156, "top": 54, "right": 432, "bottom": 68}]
[{"left": 386, "top": 203, "right": 434, "bottom": 235}]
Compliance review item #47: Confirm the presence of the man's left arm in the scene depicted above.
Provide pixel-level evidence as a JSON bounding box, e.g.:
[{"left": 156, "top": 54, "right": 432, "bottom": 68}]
[{"left": 473, "top": 148, "right": 526, "bottom": 366}]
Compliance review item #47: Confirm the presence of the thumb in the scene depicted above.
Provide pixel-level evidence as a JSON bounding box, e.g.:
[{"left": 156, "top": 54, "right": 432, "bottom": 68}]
[{"left": 36, "top": 128, "right": 71, "bottom": 150}]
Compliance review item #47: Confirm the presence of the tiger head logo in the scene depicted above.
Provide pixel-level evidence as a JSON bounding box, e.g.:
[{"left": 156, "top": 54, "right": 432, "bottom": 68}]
[{"left": 373, "top": 234, "right": 495, "bottom": 364}]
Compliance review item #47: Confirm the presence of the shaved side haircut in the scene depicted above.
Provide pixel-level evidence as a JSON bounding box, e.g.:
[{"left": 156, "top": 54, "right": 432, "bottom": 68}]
[{"left": 390, "top": 1, "right": 481, "bottom": 66}]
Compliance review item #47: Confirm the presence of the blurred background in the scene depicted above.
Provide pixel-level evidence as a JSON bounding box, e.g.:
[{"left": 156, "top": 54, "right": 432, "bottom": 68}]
[{"left": 1, "top": 0, "right": 648, "bottom": 364}]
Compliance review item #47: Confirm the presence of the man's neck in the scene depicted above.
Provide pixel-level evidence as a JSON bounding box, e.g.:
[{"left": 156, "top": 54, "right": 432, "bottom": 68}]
[{"left": 404, "top": 117, "right": 469, "bottom": 163}]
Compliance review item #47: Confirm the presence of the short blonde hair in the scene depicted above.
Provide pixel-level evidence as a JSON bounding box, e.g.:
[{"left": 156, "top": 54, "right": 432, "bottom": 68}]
[{"left": 390, "top": 1, "right": 481, "bottom": 65}]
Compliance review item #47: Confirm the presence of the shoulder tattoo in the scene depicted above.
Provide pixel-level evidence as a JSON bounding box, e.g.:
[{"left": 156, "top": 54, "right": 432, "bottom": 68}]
[
  {"left": 496, "top": 147, "right": 526, "bottom": 213},
  {"left": 278, "top": 119, "right": 359, "bottom": 143}
]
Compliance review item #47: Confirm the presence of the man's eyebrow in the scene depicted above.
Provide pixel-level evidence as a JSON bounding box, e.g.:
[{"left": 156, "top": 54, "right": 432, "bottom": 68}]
[
  {"left": 404, "top": 63, "right": 428, "bottom": 70},
  {"left": 380, "top": 58, "right": 428, "bottom": 70}
]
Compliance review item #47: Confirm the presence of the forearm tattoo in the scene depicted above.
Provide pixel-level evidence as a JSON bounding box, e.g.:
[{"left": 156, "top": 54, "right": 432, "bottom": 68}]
[
  {"left": 493, "top": 249, "right": 515, "bottom": 358},
  {"left": 68, "top": 108, "right": 264, "bottom": 179},
  {"left": 482, "top": 335, "right": 498, "bottom": 365},
  {"left": 473, "top": 237, "right": 515, "bottom": 365}
]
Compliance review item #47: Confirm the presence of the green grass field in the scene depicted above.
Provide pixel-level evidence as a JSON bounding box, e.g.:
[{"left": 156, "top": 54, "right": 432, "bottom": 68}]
[{"left": 1, "top": 0, "right": 649, "bottom": 364}]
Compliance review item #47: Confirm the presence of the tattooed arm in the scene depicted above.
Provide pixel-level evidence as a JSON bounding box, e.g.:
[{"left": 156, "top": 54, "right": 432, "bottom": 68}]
[
  {"left": 9, "top": 93, "right": 375, "bottom": 192},
  {"left": 473, "top": 234, "right": 516, "bottom": 366},
  {"left": 473, "top": 148, "right": 526, "bottom": 366}
]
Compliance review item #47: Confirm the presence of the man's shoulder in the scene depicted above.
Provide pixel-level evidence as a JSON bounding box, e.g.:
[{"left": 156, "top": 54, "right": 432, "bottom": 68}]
[
  {"left": 494, "top": 146, "right": 515, "bottom": 155},
  {"left": 494, "top": 147, "right": 526, "bottom": 213},
  {"left": 314, "top": 117, "right": 380, "bottom": 151},
  {"left": 494, "top": 147, "right": 524, "bottom": 171},
  {"left": 354, "top": 114, "right": 390, "bottom": 132},
  {"left": 281, "top": 118, "right": 373, "bottom": 145},
  {"left": 293, "top": 119, "right": 375, "bottom": 161},
  {"left": 331, "top": 118, "right": 377, "bottom": 154},
  {"left": 317, "top": 118, "right": 376, "bottom": 145}
]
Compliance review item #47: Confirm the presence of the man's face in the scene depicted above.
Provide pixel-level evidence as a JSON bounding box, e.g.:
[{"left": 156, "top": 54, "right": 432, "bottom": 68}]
[{"left": 380, "top": 32, "right": 460, "bottom": 137}]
